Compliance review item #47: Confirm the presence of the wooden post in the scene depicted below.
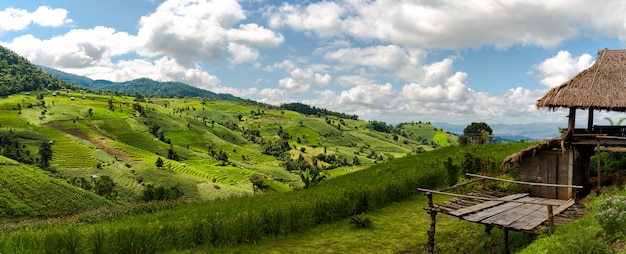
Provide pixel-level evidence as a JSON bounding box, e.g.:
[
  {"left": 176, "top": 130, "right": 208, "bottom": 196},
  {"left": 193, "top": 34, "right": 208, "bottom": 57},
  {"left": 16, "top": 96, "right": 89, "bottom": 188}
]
[
  {"left": 547, "top": 205, "right": 554, "bottom": 234},
  {"left": 587, "top": 108, "right": 593, "bottom": 133},
  {"left": 597, "top": 139, "right": 602, "bottom": 194},
  {"left": 481, "top": 178, "right": 486, "bottom": 190},
  {"left": 568, "top": 108, "right": 576, "bottom": 134},
  {"left": 502, "top": 228, "right": 510, "bottom": 254},
  {"left": 426, "top": 193, "right": 437, "bottom": 254}
]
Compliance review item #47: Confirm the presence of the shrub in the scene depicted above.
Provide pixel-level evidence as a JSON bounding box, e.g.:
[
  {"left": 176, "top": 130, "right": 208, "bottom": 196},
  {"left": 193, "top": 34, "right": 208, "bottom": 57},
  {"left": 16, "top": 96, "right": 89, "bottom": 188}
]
[
  {"left": 596, "top": 195, "right": 626, "bottom": 234},
  {"left": 349, "top": 214, "right": 372, "bottom": 228}
]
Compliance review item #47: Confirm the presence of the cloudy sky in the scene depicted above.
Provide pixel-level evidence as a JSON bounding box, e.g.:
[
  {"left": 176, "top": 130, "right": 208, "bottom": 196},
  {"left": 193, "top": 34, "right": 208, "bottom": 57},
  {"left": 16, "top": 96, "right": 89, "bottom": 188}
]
[{"left": 1, "top": 0, "right": 626, "bottom": 128}]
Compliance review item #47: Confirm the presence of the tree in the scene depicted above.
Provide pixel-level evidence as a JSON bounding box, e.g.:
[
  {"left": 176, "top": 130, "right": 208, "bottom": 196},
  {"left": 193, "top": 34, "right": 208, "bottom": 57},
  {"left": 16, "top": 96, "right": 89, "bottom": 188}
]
[
  {"left": 156, "top": 157, "right": 164, "bottom": 167},
  {"left": 108, "top": 98, "right": 114, "bottom": 111},
  {"left": 95, "top": 175, "right": 116, "bottom": 198},
  {"left": 249, "top": 174, "right": 265, "bottom": 191},
  {"left": 463, "top": 122, "right": 493, "bottom": 136},
  {"left": 462, "top": 122, "right": 493, "bottom": 145},
  {"left": 38, "top": 141, "right": 52, "bottom": 168}
]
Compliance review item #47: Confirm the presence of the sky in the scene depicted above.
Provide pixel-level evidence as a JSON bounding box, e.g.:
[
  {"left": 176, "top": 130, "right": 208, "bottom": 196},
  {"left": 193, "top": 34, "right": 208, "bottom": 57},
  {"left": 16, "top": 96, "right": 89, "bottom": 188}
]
[{"left": 1, "top": 0, "right": 626, "bottom": 129}]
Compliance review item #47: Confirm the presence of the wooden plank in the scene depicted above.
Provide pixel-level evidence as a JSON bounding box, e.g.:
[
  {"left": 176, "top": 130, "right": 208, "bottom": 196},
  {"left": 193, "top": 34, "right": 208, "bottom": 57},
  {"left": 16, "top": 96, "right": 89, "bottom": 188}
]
[
  {"left": 483, "top": 199, "right": 544, "bottom": 227},
  {"left": 466, "top": 173, "right": 583, "bottom": 189},
  {"left": 517, "top": 199, "right": 575, "bottom": 231},
  {"left": 449, "top": 193, "right": 529, "bottom": 216},
  {"left": 463, "top": 199, "right": 530, "bottom": 222}
]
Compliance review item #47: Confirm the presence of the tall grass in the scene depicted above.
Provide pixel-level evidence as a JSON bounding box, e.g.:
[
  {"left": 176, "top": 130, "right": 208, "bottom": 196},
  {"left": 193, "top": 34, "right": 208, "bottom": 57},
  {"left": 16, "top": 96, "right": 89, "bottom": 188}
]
[{"left": 0, "top": 143, "right": 528, "bottom": 253}]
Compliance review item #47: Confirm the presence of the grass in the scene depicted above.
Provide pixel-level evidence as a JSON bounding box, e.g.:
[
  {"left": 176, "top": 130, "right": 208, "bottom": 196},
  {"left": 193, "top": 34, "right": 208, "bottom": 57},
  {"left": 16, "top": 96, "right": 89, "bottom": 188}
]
[
  {"left": 0, "top": 142, "right": 533, "bottom": 253},
  {"left": 0, "top": 162, "right": 111, "bottom": 218},
  {"left": 190, "top": 194, "right": 533, "bottom": 253}
]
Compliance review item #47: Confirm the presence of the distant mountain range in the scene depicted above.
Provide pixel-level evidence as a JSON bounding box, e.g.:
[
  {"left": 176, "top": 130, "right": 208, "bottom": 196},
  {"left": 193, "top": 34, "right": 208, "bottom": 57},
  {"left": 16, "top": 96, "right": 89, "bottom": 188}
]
[
  {"left": 38, "top": 65, "right": 242, "bottom": 101},
  {"left": 433, "top": 122, "right": 563, "bottom": 141}
]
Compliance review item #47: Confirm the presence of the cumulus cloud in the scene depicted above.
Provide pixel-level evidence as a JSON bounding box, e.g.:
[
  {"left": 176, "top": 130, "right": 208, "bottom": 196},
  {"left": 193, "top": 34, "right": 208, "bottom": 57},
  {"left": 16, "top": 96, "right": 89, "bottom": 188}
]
[
  {"left": 268, "top": 0, "right": 626, "bottom": 49},
  {"left": 3, "top": 26, "right": 136, "bottom": 68},
  {"left": 61, "top": 56, "right": 220, "bottom": 88},
  {"left": 278, "top": 68, "right": 332, "bottom": 93},
  {"left": 137, "top": 0, "right": 283, "bottom": 64},
  {"left": 535, "top": 50, "right": 594, "bottom": 87},
  {"left": 337, "top": 83, "right": 398, "bottom": 109},
  {"left": 0, "top": 6, "right": 72, "bottom": 33},
  {"left": 267, "top": 1, "right": 344, "bottom": 37},
  {"left": 325, "top": 45, "right": 410, "bottom": 70},
  {"left": 257, "top": 88, "right": 291, "bottom": 105}
]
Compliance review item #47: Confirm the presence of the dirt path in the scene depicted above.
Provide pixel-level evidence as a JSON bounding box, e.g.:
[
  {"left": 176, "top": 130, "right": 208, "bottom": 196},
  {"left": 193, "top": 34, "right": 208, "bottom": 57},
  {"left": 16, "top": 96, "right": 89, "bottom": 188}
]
[{"left": 45, "top": 121, "right": 134, "bottom": 162}]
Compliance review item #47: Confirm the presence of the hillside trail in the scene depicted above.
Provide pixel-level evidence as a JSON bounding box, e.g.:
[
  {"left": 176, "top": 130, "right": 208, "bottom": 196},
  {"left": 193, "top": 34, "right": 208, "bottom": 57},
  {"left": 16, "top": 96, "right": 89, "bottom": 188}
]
[{"left": 45, "top": 121, "right": 133, "bottom": 162}]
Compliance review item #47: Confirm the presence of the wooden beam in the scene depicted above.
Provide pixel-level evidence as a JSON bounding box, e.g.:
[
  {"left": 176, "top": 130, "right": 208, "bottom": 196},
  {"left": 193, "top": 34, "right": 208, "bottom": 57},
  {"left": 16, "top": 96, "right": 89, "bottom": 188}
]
[
  {"left": 597, "top": 139, "right": 602, "bottom": 193},
  {"left": 568, "top": 108, "right": 576, "bottom": 134},
  {"left": 466, "top": 173, "right": 583, "bottom": 189},
  {"left": 417, "top": 188, "right": 573, "bottom": 206},
  {"left": 596, "top": 147, "right": 626, "bottom": 152},
  {"left": 436, "top": 178, "right": 482, "bottom": 192}
]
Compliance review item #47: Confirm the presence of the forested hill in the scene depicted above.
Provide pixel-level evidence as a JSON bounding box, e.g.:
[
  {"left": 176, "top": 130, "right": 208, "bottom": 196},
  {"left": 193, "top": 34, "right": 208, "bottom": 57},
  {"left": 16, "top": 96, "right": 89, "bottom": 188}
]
[
  {"left": 38, "top": 66, "right": 242, "bottom": 100},
  {"left": 280, "top": 102, "right": 359, "bottom": 120},
  {"left": 0, "top": 46, "right": 73, "bottom": 96}
]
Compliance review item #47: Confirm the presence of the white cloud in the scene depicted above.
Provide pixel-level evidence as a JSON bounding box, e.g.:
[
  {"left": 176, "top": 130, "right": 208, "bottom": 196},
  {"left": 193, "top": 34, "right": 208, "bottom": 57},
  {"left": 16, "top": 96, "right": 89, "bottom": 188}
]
[
  {"left": 268, "top": 0, "right": 626, "bottom": 49},
  {"left": 257, "top": 88, "right": 291, "bottom": 105},
  {"left": 137, "top": 0, "right": 283, "bottom": 64},
  {"left": 227, "top": 23, "right": 284, "bottom": 47},
  {"left": 337, "top": 83, "right": 398, "bottom": 109},
  {"left": 228, "top": 43, "right": 258, "bottom": 64},
  {"left": 325, "top": 45, "right": 410, "bottom": 70},
  {"left": 0, "top": 6, "right": 72, "bottom": 33},
  {"left": 61, "top": 56, "right": 220, "bottom": 89},
  {"left": 268, "top": 1, "right": 344, "bottom": 37},
  {"left": 278, "top": 68, "right": 332, "bottom": 93},
  {"left": 535, "top": 50, "right": 594, "bottom": 87},
  {"left": 3, "top": 26, "right": 136, "bottom": 68}
]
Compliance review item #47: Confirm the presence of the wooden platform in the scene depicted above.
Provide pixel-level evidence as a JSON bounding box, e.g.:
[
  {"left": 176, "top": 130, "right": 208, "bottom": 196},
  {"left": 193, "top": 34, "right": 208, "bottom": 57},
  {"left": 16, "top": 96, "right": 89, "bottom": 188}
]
[{"left": 424, "top": 189, "right": 579, "bottom": 233}]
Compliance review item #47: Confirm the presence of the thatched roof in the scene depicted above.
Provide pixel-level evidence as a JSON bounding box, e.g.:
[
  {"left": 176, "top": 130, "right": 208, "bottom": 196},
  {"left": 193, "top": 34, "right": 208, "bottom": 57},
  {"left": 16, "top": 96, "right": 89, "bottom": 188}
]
[
  {"left": 537, "top": 49, "right": 626, "bottom": 111},
  {"left": 501, "top": 138, "right": 563, "bottom": 169}
]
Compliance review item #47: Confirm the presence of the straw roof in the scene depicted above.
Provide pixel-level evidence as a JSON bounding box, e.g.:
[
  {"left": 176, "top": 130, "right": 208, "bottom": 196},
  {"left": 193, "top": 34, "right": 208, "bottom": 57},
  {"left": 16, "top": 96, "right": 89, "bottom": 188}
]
[
  {"left": 501, "top": 138, "right": 563, "bottom": 169},
  {"left": 536, "top": 49, "right": 626, "bottom": 111}
]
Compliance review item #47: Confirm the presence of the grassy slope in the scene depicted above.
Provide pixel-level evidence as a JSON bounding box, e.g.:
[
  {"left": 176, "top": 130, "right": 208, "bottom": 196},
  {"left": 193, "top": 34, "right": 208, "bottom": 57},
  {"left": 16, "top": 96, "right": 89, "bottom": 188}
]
[
  {"left": 0, "top": 142, "right": 531, "bottom": 253},
  {"left": 0, "top": 91, "right": 458, "bottom": 219},
  {"left": 0, "top": 156, "right": 111, "bottom": 220}
]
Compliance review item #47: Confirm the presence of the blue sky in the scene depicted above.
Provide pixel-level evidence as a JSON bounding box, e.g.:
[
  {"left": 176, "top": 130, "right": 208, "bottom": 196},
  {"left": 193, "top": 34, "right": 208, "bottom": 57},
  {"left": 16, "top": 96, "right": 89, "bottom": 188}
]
[{"left": 1, "top": 0, "right": 626, "bottom": 128}]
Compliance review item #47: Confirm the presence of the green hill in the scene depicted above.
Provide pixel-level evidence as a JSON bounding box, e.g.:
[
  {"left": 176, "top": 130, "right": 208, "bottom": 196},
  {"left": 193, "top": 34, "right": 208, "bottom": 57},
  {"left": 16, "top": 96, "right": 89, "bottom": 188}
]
[
  {"left": 0, "top": 155, "right": 111, "bottom": 220},
  {"left": 38, "top": 65, "right": 242, "bottom": 100},
  {"left": 0, "top": 47, "right": 75, "bottom": 95},
  {"left": 0, "top": 44, "right": 456, "bottom": 220}
]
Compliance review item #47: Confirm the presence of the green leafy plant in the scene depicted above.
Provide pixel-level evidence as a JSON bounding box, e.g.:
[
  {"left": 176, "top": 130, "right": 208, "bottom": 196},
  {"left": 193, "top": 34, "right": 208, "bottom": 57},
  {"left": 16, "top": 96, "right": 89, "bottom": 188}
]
[
  {"left": 349, "top": 214, "right": 372, "bottom": 228},
  {"left": 596, "top": 195, "right": 626, "bottom": 234}
]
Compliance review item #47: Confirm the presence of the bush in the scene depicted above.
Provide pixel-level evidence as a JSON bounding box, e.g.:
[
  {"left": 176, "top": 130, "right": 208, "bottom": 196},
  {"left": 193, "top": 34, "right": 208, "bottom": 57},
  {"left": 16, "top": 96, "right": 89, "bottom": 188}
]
[
  {"left": 349, "top": 214, "right": 372, "bottom": 228},
  {"left": 596, "top": 195, "right": 626, "bottom": 234}
]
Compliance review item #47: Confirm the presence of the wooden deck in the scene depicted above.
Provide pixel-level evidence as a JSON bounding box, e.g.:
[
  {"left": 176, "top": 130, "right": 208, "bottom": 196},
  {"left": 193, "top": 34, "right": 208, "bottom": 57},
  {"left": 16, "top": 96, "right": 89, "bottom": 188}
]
[{"left": 422, "top": 189, "right": 580, "bottom": 233}]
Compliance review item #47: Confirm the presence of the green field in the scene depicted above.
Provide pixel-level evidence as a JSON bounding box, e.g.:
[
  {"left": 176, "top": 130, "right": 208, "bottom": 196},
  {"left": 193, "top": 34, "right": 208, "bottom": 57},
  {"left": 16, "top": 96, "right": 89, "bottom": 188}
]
[{"left": 0, "top": 91, "right": 462, "bottom": 219}]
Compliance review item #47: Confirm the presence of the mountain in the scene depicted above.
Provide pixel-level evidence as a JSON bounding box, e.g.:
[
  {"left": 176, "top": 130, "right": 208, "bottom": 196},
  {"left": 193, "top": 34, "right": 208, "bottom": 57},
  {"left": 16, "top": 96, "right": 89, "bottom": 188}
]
[
  {"left": 0, "top": 46, "right": 74, "bottom": 95},
  {"left": 433, "top": 122, "right": 562, "bottom": 141},
  {"left": 38, "top": 65, "right": 243, "bottom": 100}
]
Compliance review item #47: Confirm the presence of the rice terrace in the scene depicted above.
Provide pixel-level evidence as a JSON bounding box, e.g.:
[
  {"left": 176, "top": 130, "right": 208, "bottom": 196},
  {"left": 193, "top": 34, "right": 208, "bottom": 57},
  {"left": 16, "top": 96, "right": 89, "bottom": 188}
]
[{"left": 4, "top": 41, "right": 626, "bottom": 253}]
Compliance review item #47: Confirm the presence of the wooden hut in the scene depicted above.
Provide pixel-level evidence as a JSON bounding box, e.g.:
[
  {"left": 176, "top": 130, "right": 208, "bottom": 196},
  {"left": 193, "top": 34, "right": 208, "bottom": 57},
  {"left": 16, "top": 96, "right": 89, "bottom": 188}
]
[{"left": 503, "top": 49, "right": 626, "bottom": 199}]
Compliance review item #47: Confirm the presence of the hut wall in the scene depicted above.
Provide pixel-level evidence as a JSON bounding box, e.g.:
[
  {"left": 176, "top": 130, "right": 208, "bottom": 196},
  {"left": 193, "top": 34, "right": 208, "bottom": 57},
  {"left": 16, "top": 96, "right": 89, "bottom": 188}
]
[{"left": 518, "top": 150, "right": 571, "bottom": 199}]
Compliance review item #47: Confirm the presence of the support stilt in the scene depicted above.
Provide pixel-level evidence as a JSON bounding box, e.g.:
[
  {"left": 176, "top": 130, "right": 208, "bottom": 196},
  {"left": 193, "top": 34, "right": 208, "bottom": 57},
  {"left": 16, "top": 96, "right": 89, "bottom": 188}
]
[
  {"left": 426, "top": 193, "right": 437, "bottom": 254},
  {"left": 503, "top": 228, "right": 509, "bottom": 254}
]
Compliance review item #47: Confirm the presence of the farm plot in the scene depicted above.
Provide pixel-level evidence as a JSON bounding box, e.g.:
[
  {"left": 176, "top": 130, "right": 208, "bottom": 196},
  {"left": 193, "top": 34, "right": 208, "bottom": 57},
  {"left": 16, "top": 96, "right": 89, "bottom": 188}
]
[{"left": 0, "top": 164, "right": 111, "bottom": 217}]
